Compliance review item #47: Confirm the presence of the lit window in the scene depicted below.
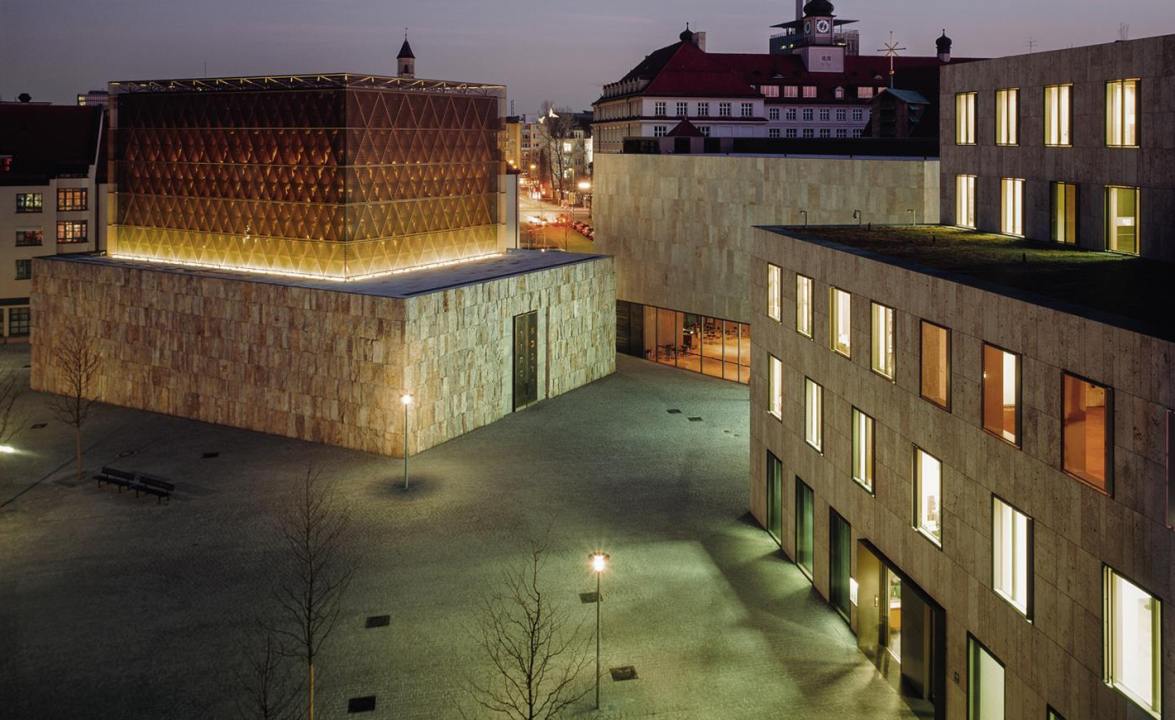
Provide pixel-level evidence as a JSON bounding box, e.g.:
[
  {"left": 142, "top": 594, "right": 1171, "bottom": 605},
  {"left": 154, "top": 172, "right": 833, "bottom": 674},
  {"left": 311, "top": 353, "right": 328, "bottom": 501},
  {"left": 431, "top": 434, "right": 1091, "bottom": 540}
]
[
  {"left": 804, "top": 378, "right": 823, "bottom": 452},
  {"left": 802, "top": 108, "right": 814, "bottom": 122},
  {"left": 762, "top": 85, "right": 780, "bottom": 98},
  {"left": 57, "top": 188, "right": 88, "bottom": 211},
  {"left": 982, "top": 344, "right": 1020, "bottom": 445},
  {"left": 1106, "top": 79, "right": 1139, "bottom": 147},
  {"left": 858, "top": 87, "right": 874, "bottom": 99},
  {"left": 1000, "top": 178, "right": 1024, "bottom": 236},
  {"left": 968, "top": 636, "right": 1005, "bottom": 720},
  {"left": 871, "top": 302, "right": 895, "bottom": 379},
  {"left": 834, "top": 87, "right": 844, "bottom": 100},
  {"left": 852, "top": 408, "right": 874, "bottom": 493},
  {"left": 1104, "top": 566, "right": 1162, "bottom": 717},
  {"left": 955, "top": 92, "right": 976, "bottom": 144},
  {"left": 1062, "top": 372, "right": 1111, "bottom": 493},
  {"left": 920, "top": 321, "right": 950, "bottom": 410},
  {"left": 914, "top": 446, "right": 942, "bottom": 545},
  {"left": 1105, "top": 186, "right": 1140, "bottom": 255},
  {"left": 995, "top": 88, "right": 1019, "bottom": 145},
  {"left": 56, "top": 220, "right": 88, "bottom": 244},
  {"left": 829, "top": 287, "right": 851, "bottom": 358},
  {"left": 1044, "top": 84, "right": 1072, "bottom": 146},
  {"left": 956, "top": 175, "right": 975, "bottom": 228},
  {"left": 796, "top": 274, "right": 813, "bottom": 337},
  {"left": 768, "top": 355, "right": 783, "bottom": 419},
  {"left": 993, "top": 496, "right": 1032, "bottom": 617},
  {"left": 15, "top": 192, "right": 42, "bottom": 213},
  {"left": 14, "top": 259, "right": 31, "bottom": 281},
  {"left": 1051, "top": 182, "right": 1077, "bottom": 244},
  {"left": 802, "top": 85, "right": 816, "bottom": 98},
  {"left": 784, "top": 85, "right": 798, "bottom": 98},
  {"left": 767, "top": 264, "right": 781, "bottom": 321}
]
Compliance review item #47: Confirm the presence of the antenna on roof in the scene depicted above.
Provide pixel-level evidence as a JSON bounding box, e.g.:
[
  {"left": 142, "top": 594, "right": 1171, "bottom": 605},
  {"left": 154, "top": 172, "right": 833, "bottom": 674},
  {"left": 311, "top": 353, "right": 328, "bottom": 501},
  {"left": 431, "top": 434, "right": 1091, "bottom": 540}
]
[
  {"left": 1027, "top": 38, "right": 1037, "bottom": 53},
  {"left": 877, "top": 31, "right": 906, "bottom": 88}
]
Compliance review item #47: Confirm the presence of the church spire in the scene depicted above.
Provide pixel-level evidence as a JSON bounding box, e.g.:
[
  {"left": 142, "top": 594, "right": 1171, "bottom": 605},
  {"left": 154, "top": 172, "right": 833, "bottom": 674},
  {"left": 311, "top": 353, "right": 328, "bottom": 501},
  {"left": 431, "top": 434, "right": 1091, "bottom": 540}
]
[{"left": 397, "top": 29, "right": 416, "bottom": 78}]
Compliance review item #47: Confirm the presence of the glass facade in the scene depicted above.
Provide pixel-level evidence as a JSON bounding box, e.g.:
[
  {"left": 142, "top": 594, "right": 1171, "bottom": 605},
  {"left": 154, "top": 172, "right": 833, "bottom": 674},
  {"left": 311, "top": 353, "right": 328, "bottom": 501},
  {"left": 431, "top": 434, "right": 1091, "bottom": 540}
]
[
  {"left": 1044, "top": 84, "right": 1072, "bottom": 146},
  {"left": 1104, "top": 567, "right": 1162, "bottom": 717},
  {"left": 1062, "top": 373, "right": 1111, "bottom": 493},
  {"left": 615, "top": 301, "right": 750, "bottom": 384},
  {"left": 995, "top": 88, "right": 1018, "bottom": 145}
]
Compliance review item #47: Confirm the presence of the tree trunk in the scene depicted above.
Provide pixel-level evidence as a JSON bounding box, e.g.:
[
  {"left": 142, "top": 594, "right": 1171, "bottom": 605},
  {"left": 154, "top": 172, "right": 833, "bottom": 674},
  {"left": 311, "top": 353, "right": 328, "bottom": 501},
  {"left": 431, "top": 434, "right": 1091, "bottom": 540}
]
[
  {"left": 308, "top": 661, "right": 314, "bottom": 720},
  {"left": 75, "top": 426, "right": 82, "bottom": 482}
]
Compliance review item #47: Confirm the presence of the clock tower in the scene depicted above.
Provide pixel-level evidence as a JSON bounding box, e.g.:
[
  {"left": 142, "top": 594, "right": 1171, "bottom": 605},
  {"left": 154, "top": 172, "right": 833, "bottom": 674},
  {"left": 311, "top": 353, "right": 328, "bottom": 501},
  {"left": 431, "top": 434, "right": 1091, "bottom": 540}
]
[{"left": 798, "top": 0, "right": 845, "bottom": 72}]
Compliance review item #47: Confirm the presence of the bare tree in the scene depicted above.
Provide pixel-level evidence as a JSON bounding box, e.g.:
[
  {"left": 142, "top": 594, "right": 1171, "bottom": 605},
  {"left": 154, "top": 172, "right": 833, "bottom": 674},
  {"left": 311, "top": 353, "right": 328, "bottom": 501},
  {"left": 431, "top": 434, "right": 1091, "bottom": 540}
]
[
  {"left": 0, "top": 367, "right": 24, "bottom": 447},
  {"left": 538, "top": 102, "right": 576, "bottom": 204},
  {"left": 236, "top": 627, "right": 302, "bottom": 720},
  {"left": 465, "top": 541, "right": 591, "bottom": 720},
  {"left": 271, "top": 467, "right": 354, "bottom": 720},
  {"left": 47, "top": 319, "right": 101, "bottom": 481}
]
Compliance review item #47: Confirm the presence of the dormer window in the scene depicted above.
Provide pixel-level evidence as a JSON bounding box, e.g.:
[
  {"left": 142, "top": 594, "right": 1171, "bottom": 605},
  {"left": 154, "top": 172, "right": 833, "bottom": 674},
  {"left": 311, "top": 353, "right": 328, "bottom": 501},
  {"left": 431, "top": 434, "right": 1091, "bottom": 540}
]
[
  {"left": 762, "top": 85, "right": 780, "bottom": 98},
  {"left": 802, "top": 85, "right": 817, "bottom": 98},
  {"left": 858, "top": 86, "right": 874, "bottom": 99},
  {"left": 784, "top": 85, "right": 799, "bottom": 98},
  {"left": 834, "top": 86, "right": 845, "bottom": 99}
]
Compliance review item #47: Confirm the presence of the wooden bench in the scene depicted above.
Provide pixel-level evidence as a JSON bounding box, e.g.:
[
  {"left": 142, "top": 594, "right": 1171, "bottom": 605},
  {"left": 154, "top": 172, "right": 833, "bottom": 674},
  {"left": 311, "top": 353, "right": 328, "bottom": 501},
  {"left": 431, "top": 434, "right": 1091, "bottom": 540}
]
[
  {"left": 95, "top": 467, "right": 137, "bottom": 492},
  {"left": 134, "top": 473, "right": 175, "bottom": 504}
]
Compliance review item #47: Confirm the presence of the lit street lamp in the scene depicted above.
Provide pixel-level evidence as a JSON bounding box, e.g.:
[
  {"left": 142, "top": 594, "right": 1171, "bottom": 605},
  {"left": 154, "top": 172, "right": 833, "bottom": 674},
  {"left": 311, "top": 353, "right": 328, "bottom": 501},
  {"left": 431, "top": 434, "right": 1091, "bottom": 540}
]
[
  {"left": 589, "top": 551, "right": 610, "bottom": 710},
  {"left": 400, "top": 393, "right": 413, "bottom": 490}
]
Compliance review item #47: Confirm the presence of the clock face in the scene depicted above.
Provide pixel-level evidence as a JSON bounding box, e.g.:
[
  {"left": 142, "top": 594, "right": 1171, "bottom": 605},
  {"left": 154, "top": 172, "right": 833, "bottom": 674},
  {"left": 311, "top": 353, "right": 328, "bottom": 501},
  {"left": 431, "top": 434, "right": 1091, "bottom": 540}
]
[
  {"left": 815, "top": 19, "right": 831, "bottom": 33},
  {"left": 804, "top": 21, "right": 812, "bottom": 34}
]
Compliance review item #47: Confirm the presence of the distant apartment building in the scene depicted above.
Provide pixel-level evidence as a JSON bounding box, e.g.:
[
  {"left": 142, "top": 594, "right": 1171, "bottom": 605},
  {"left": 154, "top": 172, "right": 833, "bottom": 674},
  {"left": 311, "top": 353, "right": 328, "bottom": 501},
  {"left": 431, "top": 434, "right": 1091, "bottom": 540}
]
[
  {"left": 503, "top": 115, "right": 523, "bottom": 169},
  {"left": 940, "top": 34, "right": 1175, "bottom": 263},
  {"left": 593, "top": 1, "right": 962, "bottom": 153},
  {"left": 0, "top": 103, "right": 105, "bottom": 342}
]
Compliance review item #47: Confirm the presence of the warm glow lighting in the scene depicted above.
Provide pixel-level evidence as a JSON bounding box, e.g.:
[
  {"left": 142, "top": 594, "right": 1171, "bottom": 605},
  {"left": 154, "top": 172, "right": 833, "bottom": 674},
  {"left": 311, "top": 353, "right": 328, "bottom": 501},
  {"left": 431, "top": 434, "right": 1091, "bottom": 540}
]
[
  {"left": 400, "top": 393, "right": 414, "bottom": 406},
  {"left": 108, "top": 251, "right": 505, "bottom": 283},
  {"left": 577, "top": 181, "right": 591, "bottom": 191},
  {"left": 0, "top": 445, "right": 15, "bottom": 454},
  {"left": 590, "top": 552, "right": 609, "bottom": 574}
]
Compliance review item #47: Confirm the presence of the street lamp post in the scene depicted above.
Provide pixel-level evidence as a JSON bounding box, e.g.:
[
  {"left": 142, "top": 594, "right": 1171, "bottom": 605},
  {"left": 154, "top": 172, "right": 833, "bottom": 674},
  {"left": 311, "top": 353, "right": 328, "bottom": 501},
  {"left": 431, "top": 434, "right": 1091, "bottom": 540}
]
[
  {"left": 400, "top": 393, "right": 413, "bottom": 490},
  {"left": 590, "top": 551, "right": 609, "bottom": 710}
]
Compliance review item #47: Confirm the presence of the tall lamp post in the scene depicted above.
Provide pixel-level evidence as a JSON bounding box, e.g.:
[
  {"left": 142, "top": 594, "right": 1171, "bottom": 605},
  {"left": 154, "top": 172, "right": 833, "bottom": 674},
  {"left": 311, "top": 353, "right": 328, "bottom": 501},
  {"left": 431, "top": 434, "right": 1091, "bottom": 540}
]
[
  {"left": 589, "top": 551, "right": 609, "bottom": 710},
  {"left": 400, "top": 393, "right": 413, "bottom": 490}
]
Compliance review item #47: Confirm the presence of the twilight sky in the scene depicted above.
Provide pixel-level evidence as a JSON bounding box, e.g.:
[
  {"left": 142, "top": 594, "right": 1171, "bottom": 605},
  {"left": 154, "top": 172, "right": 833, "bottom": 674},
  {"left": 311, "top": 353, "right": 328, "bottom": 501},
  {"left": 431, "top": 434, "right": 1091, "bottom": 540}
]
[{"left": 3, "top": 0, "right": 1172, "bottom": 115}]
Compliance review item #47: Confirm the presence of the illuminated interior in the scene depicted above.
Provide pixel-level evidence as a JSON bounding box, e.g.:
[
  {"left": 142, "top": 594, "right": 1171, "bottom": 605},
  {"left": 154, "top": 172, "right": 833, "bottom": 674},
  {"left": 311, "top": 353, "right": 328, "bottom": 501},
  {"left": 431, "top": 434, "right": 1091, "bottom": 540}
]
[
  {"left": 956, "top": 175, "right": 975, "bottom": 228},
  {"left": 1105, "top": 186, "right": 1140, "bottom": 255},
  {"left": 1105, "top": 79, "right": 1138, "bottom": 147},
  {"left": 628, "top": 304, "right": 750, "bottom": 384},
  {"left": 995, "top": 88, "right": 1018, "bottom": 145},
  {"left": 914, "top": 447, "right": 942, "bottom": 545},
  {"left": 1051, "top": 182, "right": 1077, "bottom": 244},
  {"left": 796, "top": 274, "right": 814, "bottom": 337},
  {"left": 1044, "top": 84, "right": 1071, "bottom": 146},
  {"left": 871, "top": 302, "right": 895, "bottom": 379},
  {"left": 982, "top": 344, "right": 1019, "bottom": 444},
  {"left": 1104, "top": 567, "right": 1161, "bottom": 717},
  {"left": 769, "top": 354, "right": 783, "bottom": 418},
  {"left": 920, "top": 321, "right": 950, "bottom": 410},
  {"left": 805, "top": 377, "right": 823, "bottom": 452},
  {"left": 829, "top": 287, "right": 851, "bottom": 357},
  {"left": 1063, "top": 373, "right": 1110, "bottom": 492},
  {"left": 993, "top": 496, "right": 1031, "bottom": 616},
  {"left": 767, "top": 263, "right": 781, "bottom": 321},
  {"left": 968, "top": 636, "right": 1005, "bottom": 720},
  {"left": 1000, "top": 178, "right": 1024, "bottom": 236}
]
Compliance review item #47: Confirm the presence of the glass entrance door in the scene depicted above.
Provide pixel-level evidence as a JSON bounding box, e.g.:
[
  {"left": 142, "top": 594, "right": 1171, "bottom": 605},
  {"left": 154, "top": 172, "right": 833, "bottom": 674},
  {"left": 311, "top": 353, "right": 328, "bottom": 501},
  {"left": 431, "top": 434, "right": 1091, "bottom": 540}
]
[
  {"left": 766, "top": 452, "right": 782, "bottom": 545},
  {"left": 829, "top": 510, "right": 852, "bottom": 621},
  {"left": 513, "top": 311, "right": 538, "bottom": 410},
  {"left": 795, "top": 478, "right": 814, "bottom": 579},
  {"left": 885, "top": 568, "right": 902, "bottom": 662}
]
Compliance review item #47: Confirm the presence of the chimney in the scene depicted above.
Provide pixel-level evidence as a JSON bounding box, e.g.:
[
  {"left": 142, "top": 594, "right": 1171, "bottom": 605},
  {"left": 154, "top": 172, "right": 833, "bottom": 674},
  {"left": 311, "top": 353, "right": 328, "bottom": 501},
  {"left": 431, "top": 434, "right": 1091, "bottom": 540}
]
[{"left": 796, "top": 0, "right": 804, "bottom": 22}]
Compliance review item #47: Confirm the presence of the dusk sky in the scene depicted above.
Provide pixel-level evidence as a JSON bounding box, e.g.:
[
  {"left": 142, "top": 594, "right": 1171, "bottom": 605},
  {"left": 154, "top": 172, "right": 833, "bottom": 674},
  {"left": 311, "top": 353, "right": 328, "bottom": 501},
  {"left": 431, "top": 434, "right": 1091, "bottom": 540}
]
[{"left": 3, "top": 0, "right": 1173, "bottom": 114}]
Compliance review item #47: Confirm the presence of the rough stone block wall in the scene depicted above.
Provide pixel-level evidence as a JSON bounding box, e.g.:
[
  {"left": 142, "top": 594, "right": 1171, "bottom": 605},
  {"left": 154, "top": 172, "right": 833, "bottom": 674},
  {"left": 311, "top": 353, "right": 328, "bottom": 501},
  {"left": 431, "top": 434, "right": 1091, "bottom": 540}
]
[{"left": 748, "top": 228, "right": 1173, "bottom": 720}]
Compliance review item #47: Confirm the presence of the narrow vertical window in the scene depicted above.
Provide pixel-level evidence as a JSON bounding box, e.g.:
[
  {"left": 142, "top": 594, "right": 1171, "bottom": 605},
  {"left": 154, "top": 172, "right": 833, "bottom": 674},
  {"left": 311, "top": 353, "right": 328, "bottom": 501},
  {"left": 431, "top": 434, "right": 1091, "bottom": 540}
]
[
  {"left": 1105, "top": 186, "right": 1140, "bottom": 255},
  {"left": 1044, "top": 84, "right": 1072, "bottom": 146},
  {"left": 805, "top": 378, "right": 823, "bottom": 452},
  {"left": 982, "top": 344, "right": 1020, "bottom": 445},
  {"left": 767, "top": 263, "right": 781, "bottom": 321},
  {"left": 851, "top": 408, "right": 875, "bottom": 493},
  {"left": 870, "top": 302, "right": 895, "bottom": 380},
  {"left": 955, "top": 92, "right": 976, "bottom": 144},
  {"left": 829, "top": 287, "right": 851, "bottom": 358},
  {"left": 1167, "top": 410, "right": 1173, "bottom": 529},
  {"left": 956, "top": 175, "right": 976, "bottom": 228},
  {"left": 1105, "top": 79, "right": 1139, "bottom": 147},
  {"left": 995, "top": 88, "right": 1019, "bottom": 145},
  {"left": 914, "top": 446, "right": 942, "bottom": 546},
  {"left": 796, "top": 274, "right": 813, "bottom": 338},
  {"left": 968, "top": 636, "right": 1006, "bottom": 720},
  {"left": 1104, "top": 567, "right": 1162, "bottom": 717},
  {"left": 1000, "top": 178, "right": 1024, "bottom": 236},
  {"left": 768, "top": 355, "right": 783, "bottom": 419},
  {"left": 920, "top": 321, "right": 950, "bottom": 410},
  {"left": 1050, "top": 182, "right": 1077, "bottom": 244},
  {"left": 992, "top": 496, "right": 1032, "bottom": 618},
  {"left": 1062, "top": 372, "right": 1112, "bottom": 494}
]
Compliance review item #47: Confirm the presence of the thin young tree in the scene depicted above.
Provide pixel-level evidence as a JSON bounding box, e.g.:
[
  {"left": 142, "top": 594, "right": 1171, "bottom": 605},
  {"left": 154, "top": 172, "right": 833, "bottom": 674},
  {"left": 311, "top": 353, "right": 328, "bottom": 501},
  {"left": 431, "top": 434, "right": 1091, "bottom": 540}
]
[
  {"left": 0, "top": 367, "right": 24, "bottom": 448},
  {"left": 47, "top": 319, "right": 101, "bottom": 481},
  {"left": 271, "top": 467, "right": 354, "bottom": 720},
  {"left": 236, "top": 626, "right": 302, "bottom": 720},
  {"left": 465, "top": 541, "right": 592, "bottom": 720}
]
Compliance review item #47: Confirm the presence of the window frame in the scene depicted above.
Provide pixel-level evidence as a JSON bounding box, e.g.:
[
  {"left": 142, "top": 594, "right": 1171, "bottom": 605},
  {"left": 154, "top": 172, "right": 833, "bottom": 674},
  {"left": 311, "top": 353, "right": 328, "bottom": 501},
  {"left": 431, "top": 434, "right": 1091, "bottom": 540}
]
[
  {"left": 804, "top": 377, "right": 823, "bottom": 454},
  {"left": 1050, "top": 181, "right": 1078, "bottom": 244},
  {"left": 991, "top": 494, "right": 1033, "bottom": 619},
  {"left": 1105, "top": 78, "right": 1140, "bottom": 148},
  {"left": 967, "top": 634, "right": 1006, "bottom": 720},
  {"left": 56, "top": 220, "right": 88, "bottom": 244},
  {"left": 1102, "top": 565, "right": 1163, "bottom": 718},
  {"left": 768, "top": 354, "right": 783, "bottom": 420},
  {"left": 14, "top": 259, "right": 32, "bottom": 281},
  {"left": 1044, "top": 83, "right": 1072, "bottom": 147},
  {"left": 15, "top": 192, "right": 43, "bottom": 214},
  {"left": 1104, "top": 185, "right": 1140, "bottom": 256},
  {"left": 956, "top": 174, "right": 976, "bottom": 229},
  {"left": 829, "top": 287, "right": 851, "bottom": 359},
  {"left": 851, "top": 407, "right": 876, "bottom": 494},
  {"left": 795, "top": 274, "right": 814, "bottom": 339},
  {"left": 56, "top": 187, "right": 88, "bottom": 212},
  {"left": 870, "top": 302, "right": 895, "bottom": 381},
  {"left": 913, "top": 445, "right": 944, "bottom": 547},
  {"left": 981, "top": 342, "right": 1022, "bottom": 447},
  {"left": 1061, "top": 370, "right": 1114, "bottom": 495},
  {"left": 1000, "top": 177, "right": 1025, "bottom": 237},
  {"left": 767, "top": 263, "right": 782, "bottom": 321},
  {"left": 955, "top": 92, "right": 977, "bottom": 145},
  {"left": 995, "top": 88, "right": 1019, "bottom": 146},
  {"left": 919, "top": 320, "right": 952, "bottom": 411}
]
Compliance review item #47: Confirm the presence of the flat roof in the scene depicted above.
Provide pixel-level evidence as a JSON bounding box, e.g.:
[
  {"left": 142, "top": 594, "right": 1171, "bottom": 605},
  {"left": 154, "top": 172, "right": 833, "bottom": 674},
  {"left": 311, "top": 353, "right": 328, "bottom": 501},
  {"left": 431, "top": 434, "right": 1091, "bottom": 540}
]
[
  {"left": 46, "top": 250, "right": 605, "bottom": 299},
  {"left": 108, "top": 74, "right": 504, "bottom": 97},
  {"left": 761, "top": 225, "right": 1175, "bottom": 342}
]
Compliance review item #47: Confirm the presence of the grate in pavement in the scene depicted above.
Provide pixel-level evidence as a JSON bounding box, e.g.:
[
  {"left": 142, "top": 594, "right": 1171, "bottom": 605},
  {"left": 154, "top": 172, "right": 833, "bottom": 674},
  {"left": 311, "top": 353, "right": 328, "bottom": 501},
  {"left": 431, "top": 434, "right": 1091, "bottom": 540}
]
[
  {"left": 347, "top": 696, "right": 376, "bottom": 713},
  {"left": 202, "top": 452, "right": 220, "bottom": 459},
  {"left": 666, "top": 408, "right": 682, "bottom": 414},
  {"left": 31, "top": 422, "right": 46, "bottom": 429},
  {"left": 610, "top": 666, "right": 638, "bottom": 681},
  {"left": 579, "top": 592, "right": 599, "bottom": 604},
  {"left": 365, "top": 615, "right": 390, "bottom": 628},
  {"left": 687, "top": 417, "right": 703, "bottom": 422}
]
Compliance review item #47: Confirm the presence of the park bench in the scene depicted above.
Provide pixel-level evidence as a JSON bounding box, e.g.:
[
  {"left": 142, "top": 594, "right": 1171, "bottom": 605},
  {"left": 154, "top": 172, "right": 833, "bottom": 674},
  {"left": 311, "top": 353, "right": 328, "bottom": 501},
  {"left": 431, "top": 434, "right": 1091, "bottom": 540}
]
[
  {"left": 133, "top": 473, "right": 175, "bottom": 504},
  {"left": 95, "top": 467, "right": 137, "bottom": 492}
]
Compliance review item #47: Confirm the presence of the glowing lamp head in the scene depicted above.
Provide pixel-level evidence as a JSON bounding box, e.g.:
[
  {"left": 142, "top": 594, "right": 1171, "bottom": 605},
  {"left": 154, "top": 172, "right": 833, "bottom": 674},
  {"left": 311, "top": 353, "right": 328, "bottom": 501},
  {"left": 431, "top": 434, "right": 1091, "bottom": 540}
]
[
  {"left": 0, "top": 444, "right": 15, "bottom": 454},
  {"left": 590, "top": 552, "right": 609, "bottom": 574},
  {"left": 577, "top": 181, "right": 591, "bottom": 191},
  {"left": 400, "top": 393, "right": 414, "bottom": 407}
]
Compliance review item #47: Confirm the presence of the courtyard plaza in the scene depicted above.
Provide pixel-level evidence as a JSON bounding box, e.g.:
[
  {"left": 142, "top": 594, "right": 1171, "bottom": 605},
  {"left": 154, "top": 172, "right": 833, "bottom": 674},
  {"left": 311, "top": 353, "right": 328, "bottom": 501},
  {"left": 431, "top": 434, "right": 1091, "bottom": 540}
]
[{"left": 0, "top": 347, "right": 917, "bottom": 719}]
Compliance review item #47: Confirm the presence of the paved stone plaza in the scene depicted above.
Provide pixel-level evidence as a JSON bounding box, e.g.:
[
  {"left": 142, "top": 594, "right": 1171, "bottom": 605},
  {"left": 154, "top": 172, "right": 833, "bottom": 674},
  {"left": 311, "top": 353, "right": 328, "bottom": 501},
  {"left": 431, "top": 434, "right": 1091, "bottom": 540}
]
[{"left": 0, "top": 346, "right": 917, "bottom": 719}]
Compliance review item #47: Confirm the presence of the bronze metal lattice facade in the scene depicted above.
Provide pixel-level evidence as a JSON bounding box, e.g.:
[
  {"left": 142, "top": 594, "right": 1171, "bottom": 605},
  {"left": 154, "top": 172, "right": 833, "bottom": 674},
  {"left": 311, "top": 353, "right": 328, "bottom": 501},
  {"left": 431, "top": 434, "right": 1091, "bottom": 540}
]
[{"left": 108, "top": 74, "right": 506, "bottom": 278}]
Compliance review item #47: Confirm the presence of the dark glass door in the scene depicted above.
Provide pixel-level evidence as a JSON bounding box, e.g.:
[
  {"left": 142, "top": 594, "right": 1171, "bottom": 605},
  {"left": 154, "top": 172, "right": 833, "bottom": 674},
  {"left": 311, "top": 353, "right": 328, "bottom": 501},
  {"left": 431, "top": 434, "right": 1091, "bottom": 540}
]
[
  {"left": 829, "top": 509, "right": 851, "bottom": 620},
  {"left": 795, "top": 478, "right": 813, "bottom": 579},
  {"left": 513, "top": 311, "right": 538, "bottom": 410},
  {"left": 766, "top": 452, "right": 782, "bottom": 545}
]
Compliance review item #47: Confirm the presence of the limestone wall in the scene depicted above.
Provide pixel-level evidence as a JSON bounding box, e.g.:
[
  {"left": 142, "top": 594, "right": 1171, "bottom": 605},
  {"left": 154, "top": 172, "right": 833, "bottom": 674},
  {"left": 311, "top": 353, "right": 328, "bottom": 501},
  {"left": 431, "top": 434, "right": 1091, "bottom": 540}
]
[{"left": 593, "top": 153, "right": 939, "bottom": 323}]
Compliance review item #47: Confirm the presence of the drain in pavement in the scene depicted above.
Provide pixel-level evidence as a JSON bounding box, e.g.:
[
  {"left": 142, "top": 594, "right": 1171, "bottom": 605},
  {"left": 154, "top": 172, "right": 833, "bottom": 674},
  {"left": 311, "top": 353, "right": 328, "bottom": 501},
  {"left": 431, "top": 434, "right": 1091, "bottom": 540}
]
[
  {"left": 666, "top": 409, "right": 682, "bottom": 414},
  {"left": 365, "top": 615, "right": 390, "bottom": 628},
  {"left": 347, "top": 696, "right": 376, "bottom": 713},
  {"left": 579, "top": 592, "right": 599, "bottom": 604},
  {"left": 610, "top": 666, "right": 638, "bottom": 681},
  {"left": 201, "top": 451, "right": 220, "bottom": 459},
  {"left": 687, "top": 417, "right": 703, "bottom": 422}
]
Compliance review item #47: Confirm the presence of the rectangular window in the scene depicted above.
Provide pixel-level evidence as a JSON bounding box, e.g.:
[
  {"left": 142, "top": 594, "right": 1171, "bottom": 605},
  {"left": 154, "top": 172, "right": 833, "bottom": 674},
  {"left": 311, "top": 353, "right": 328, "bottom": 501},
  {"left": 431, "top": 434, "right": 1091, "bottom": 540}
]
[
  {"left": 829, "top": 287, "right": 851, "bottom": 358},
  {"left": 852, "top": 408, "right": 875, "bottom": 493},
  {"left": 968, "top": 636, "right": 1006, "bottom": 720},
  {"left": 858, "top": 87, "right": 874, "bottom": 99},
  {"left": 767, "top": 263, "right": 781, "bottom": 320},
  {"left": 871, "top": 302, "right": 895, "bottom": 380},
  {"left": 852, "top": 108, "right": 864, "bottom": 121},
  {"left": 805, "top": 378, "right": 823, "bottom": 453},
  {"left": 768, "top": 355, "right": 783, "bottom": 419},
  {"left": 836, "top": 109, "right": 846, "bottom": 121},
  {"left": 1105, "top": 79, "right": 1139, "bottom": 147},
  {"left": 1104, "top": 567, "right": 1162, "bottom": 717},
  {"left": 956, "top": 175, "right": 976, "bottom": 228},
  {"left": 818, "top": 109, "right": 830, "bottom": 122},
  {"left": 796, "top": 274, "right": 813, "bottom": 338},
  {"left": 7, "top": 307, "right": 30, "bottom": 337},
  {"left": 785, "top": 128, "right": 797, "bottom": 138},
  {"left": 982, "top": 344, "right": 1020, "bottom": 445},
  {"left": 56, "top": 187, "right": 87, "bottom": 211},
  {"left": 654, "top": 101, "right": 666, "bottom": 117},
  {"left": 784, "top": 85, "right": 798, "bottom": 98},
  {"left": 852, "top": 128, "right": 862, "bottom": 138},
  {"left": 15, "top": 192, "right": 43, "bottom": 213},
  {"left": 993, "top": 496, "right": 1032, "bottom": 617},
  {"left": 1062, "top": 372, "right": 1112, "bottom": 493},
  {"left": 14, "top": 259, "right": 31, "bottom": 281},
  {"left": 1105, "top": 186, "right": 1140, "bottom": 255},
  {"left": 653, "top": 125, "right": 667, "bottom": 138},
  {"left": 719, "top": 102, "right": 731, "bottom": 117},
  {"left": 802, "top": 85, "right": 816, "bottom": 98},
  {"left": 956, "top": 92, "right": 976, "bottom": 144},
  {"left": 995, "top": 88, "right": 1019, "bottom": 145},
  {"left": 741, "top": 103, "right": 754, "bottom": 117},
  {"left": 769, "top": 107, "right": 780, "bottom": 121},
  {"left": 1051, "top": 182, "right": 1078, "bottom": 244},
  {"left": 1000, "top": 178, "right": 1024, "bottom": 236},
  {"left": 819, "top": 128, "right": 831, "bottom": 139},
  {"left": 914, "top": 446, "right": 943, "bottom": 546},
  {"left": 56, "top": 220, "right": 88, "bottom": 244},
  {"left": 785, "top": 108, "right": 797, "bottom": 121},
  {"left": 697, "top": 102, "right": 710, "bottom": 117},
  {"left": 768, "top": 128, "right": 781, "bottom": 139},
  {"left": 835, "top": 128, "right": 847, "bottom": 138},
  {"left": 802, "top": 108, "right": 814, "bottom": 122},
  {"left": 675, "top": 101, "right": 687, "bottom": 117},
  {"left": 761, "top": 85, "right": 780, "bottom": 98},
  {"left": 1044, "top": 84, "right": 1072, "bottom": 146},
  {"left": 15, "top": 230, "right": 43, "bottom": 247},
  {"left": 920, "top": 321, "right": 951, "bottom": 410}
]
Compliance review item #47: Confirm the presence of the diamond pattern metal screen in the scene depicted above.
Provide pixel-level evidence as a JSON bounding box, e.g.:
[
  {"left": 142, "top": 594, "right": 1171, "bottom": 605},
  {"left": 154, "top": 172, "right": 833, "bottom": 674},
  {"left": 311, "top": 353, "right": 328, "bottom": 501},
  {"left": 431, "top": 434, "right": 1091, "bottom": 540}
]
[{"left": 110, "top": 81, "right": 504, "bottom": 278}]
